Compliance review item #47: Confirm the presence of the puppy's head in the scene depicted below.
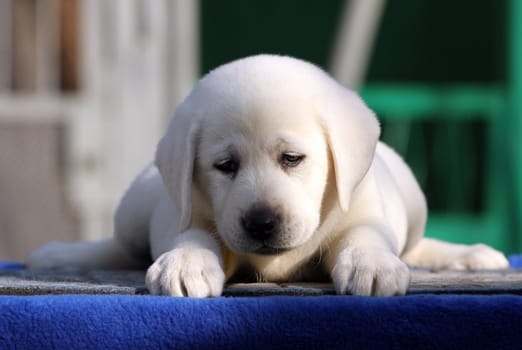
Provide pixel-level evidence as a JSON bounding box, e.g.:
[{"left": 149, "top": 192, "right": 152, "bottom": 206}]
[{"left": 156, "top": 55, "right": 379, "bottom": 255}]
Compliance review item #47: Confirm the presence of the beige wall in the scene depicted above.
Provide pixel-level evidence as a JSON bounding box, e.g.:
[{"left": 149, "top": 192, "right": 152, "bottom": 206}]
[
  {"left": 0, "top": 123, "right": 78, "bottom": 261},
  {"left": 0, "top": 0, "right": 198, "bottom": 260}
]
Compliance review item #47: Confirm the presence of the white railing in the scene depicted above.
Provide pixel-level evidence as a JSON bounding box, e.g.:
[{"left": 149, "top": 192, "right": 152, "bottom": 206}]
[{"left": 0, "top": 0, "right": 199, "bottom": 241}]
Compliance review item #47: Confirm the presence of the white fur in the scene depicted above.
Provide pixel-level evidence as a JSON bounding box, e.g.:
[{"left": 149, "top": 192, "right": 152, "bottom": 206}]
[{"left": 26, "top": 55, "right": 509, "bottom": 297}]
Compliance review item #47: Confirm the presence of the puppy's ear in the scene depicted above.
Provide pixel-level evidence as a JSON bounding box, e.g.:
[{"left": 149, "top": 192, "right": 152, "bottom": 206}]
[
  {"left": 155, "top": 102, "right": 200, "bottom": 232},
  {"left": 316, "top": 87, "right": 380, "bottom": 212}
]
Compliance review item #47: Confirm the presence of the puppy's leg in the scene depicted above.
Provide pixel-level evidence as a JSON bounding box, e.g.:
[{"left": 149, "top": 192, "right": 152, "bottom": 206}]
[
  {"left": 401, "top": 237, "right": 509, "bottom": 270},
  {"left": 326, "top": 222, "right": 410, "bottom": 296},
  {"left": 145, "top": 229, "right": 225, "bottom": 298},
  {"left": 25, "top": 237, "right": 148, "bottom": 269}
]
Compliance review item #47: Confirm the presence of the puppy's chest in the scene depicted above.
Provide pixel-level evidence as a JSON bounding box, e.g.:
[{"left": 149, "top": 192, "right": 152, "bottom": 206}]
[{"left": 226, "top": 250, "right": 329, "bottom": 283}]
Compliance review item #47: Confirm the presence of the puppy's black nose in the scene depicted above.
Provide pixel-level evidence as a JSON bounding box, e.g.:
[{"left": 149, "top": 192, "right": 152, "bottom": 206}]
[{"left": 241, "top": 207, "right": 280, "bottom": 241}]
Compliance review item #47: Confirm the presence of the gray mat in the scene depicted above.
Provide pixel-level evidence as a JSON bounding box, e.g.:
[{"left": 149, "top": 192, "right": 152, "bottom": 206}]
[{"left": 1, "top": 268, "right": 522, "bottom": 296}]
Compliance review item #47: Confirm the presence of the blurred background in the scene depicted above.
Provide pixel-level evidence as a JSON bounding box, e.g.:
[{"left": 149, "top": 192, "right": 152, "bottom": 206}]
[{"left": 0, "top": 0, "right": 521, "bottom": 261}]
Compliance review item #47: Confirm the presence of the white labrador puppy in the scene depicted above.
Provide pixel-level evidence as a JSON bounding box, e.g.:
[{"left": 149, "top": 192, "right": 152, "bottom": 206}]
[{"left": 26, "top": 55, "right": 509, "bottom": 297}]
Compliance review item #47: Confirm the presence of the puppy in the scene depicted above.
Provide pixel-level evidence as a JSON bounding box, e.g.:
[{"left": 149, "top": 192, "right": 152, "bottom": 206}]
[{"left": 26, "top": 55, "right": 509, "bottom": 297}]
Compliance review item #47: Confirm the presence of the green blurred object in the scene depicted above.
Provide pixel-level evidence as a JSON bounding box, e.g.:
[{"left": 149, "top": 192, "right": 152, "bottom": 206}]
[
  {"left": 201, "top": 0, "right": 522, "bottom": 254},
  {"left": 360, "top": 0, "right": 522, "bottom": 254},
  {"left": 361, "top": 84, "right": 511, "bottom": 252},
  {"left": 510, "top": 0, "right": 522, "bottom": 254}
]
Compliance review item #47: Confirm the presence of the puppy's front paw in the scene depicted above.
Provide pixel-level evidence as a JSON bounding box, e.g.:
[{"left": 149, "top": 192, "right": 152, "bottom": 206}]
[
  {"left": 146, "top": 248, "right": 225, "bottom": 297},
  {"left": 447, "top": 244, "right": 509, "bottom": 270},
  {"left": 332, "top": 248, "right": 410, "bottom": 296}
]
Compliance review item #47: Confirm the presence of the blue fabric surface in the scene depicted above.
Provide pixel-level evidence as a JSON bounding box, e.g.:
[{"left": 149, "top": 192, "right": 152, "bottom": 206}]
[
  {"left": 1, "top": 256, "right": 522, "bottom": 349},
  {"left": 1, "top": 294, "right": 522, "bottom": 350},
  {"left": 0, "top": 262, "right": 24, "bottom": 270},
  {"left": 509, "top": 254, "right": 522, "bottom": 268}
]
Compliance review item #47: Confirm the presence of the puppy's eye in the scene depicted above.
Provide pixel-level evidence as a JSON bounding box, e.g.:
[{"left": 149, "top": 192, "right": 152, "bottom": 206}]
[
  {"left": 280, "top": 153, "right": 305, "bottom": 168},
  {"left": 214, "top": 158, "right": 239, "bottom": 175}
]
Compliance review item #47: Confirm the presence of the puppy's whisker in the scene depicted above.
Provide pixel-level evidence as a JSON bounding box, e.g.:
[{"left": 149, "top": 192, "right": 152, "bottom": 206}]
[{"left": 316, "top": 245, "right": 324, "bottom": 265}]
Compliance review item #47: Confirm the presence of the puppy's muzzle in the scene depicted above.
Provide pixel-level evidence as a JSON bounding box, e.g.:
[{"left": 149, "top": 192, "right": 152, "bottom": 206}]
[{"left": 241, "top": 206, "right": 281, "bottom": 242}]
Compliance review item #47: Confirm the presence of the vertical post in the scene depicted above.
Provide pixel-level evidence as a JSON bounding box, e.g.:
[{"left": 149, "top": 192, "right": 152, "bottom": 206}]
[
  {"left": 0, "top": 0, "right": 12, "bottom": 91},
  {"left": 165, "top": 0, "right": 200, "bottom": 125},
  {"left": 68, "top": 0, "right": 106, "bottom": 241},
  {"left": 35, "top": 0, "right": 60, "bottom": 93},
  {"left": 329, "top": 0, "right": 386, "bottom": 90}
]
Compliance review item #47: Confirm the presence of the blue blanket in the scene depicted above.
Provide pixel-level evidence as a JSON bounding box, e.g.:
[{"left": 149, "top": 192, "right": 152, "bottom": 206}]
[
  {"left": 2, "top": 294, "right": 522, "bottom": 349},
  {"left": 1, "top": 258, "right": 522, "bottom": 349}
]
